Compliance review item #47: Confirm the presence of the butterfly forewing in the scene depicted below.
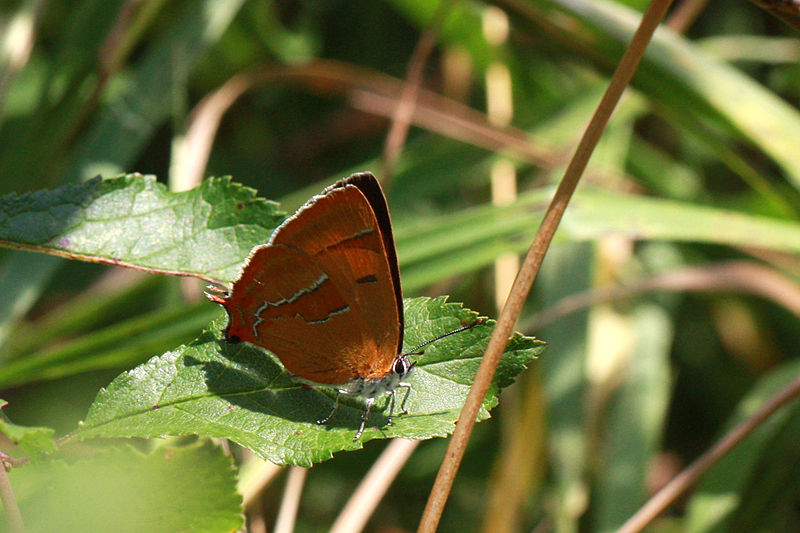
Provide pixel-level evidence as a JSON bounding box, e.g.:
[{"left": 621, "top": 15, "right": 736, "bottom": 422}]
[{"left": 271, "top": 186, "right": 401, "bottom": 354}]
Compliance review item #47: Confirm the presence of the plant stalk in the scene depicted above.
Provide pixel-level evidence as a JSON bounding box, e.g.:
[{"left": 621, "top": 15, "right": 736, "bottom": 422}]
[{"left": 416, "top": 0, "right": 675, "bottom": 530}]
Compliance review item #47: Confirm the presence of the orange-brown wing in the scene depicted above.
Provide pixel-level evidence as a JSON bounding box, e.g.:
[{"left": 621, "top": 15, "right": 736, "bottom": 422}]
[
  {"left": 221, "top": 244, "right": 383, "bottom": 384},
  {"left": 219, "top": 174, "right": 402, "bottom": 383},
  {"left": 268, "top": 175, "right": 402, "bottom": 376}
]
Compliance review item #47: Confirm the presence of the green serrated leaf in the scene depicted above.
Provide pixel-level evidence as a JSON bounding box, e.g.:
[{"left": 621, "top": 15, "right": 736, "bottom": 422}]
[
  {"left": 3, "top": 440, "right": 242, "bottom": 533},
  {"left": 0, "top": 175, "right": 284, "bottom": 283},
  {"left": 0, "top": 400, "right": 56, "bottom": 459},
  {"left": 75, "top": 297, "right": 544, "bottom": 466}
]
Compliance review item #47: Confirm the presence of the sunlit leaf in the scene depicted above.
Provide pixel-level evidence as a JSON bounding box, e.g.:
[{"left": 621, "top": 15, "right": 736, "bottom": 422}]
[{"left": 76, "top": 297, "right": 544, "bottom": 466}]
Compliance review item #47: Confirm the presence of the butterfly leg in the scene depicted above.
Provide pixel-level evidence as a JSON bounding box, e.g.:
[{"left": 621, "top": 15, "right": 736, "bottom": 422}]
[
  {"left": 398, "top": 382, "right": 412, "bottom": 415},
  {"left": 354, "top": 396, "right": 376, "bottom": 441},
  {"left": 317, "top": 391, "right": 341, "bottom": 425},
  {"left": 387, "top": 389, "right": 398, "bottom": 426},
  {"left": 387, "top": 382, "right": 412, "bottom": 426}
]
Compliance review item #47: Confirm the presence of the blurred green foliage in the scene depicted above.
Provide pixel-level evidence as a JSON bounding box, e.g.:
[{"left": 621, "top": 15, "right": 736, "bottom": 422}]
[{"left": 1, "top": 0, "right": 800, "bottom": 531}]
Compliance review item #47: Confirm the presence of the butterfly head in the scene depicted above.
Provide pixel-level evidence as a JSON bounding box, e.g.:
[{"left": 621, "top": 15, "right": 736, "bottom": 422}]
[
  {"left": 346, "top": 353, "right": 415, "bottom": 400},
  {"left": 393, "top": 353, "right": 415, "bottom": 381}
]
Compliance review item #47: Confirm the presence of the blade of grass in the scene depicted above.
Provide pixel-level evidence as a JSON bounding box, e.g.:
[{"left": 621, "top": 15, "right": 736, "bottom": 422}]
[
  {"left": 0, "top": 302, "right": 218, "bottom": 388},
  {"left": 6, "top": 272, "right": 162, "bottom": 360}
]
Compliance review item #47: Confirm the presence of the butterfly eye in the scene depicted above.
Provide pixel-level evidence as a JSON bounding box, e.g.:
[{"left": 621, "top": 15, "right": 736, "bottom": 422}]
[
  {"left": 394, "top": 356, "right": 410, "bottom": 376},
  {"left": 394, "top": 356, "right": 416, "bottom": 377}
]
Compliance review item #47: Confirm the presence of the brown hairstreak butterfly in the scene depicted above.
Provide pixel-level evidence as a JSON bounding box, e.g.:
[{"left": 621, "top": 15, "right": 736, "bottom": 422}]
[{"left": 206, "top": 172, "right": 480, "bottom": 440}]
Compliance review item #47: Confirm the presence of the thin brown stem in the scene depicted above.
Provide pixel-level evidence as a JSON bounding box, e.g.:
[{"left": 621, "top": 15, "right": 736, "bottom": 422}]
[
  {"left": 382, "top": 1, "right": 453, "bottom": 182},
  {"left": 330, "top": 439, "right": 419, "bottom": 533},
  {"left": 416, "top": 1, "right": 675, "bottom": 530},
  {"left": 173, "top": 71, "right": 255, "bottom": 191},
  {"left": 666, "top": 0, "right": 709, "bottom": 33},
  {"left": 530, "top": 260, "right": 800, "bottom": 328},
  {"left": 239, "top": 453, "right": 283, "bottom": 510},
  {"left": 748, "top": 0, "right": 800, "bottom": 31},
  {"left": 617, "top": 371, "right": 800, "bottom": 533},
  {"left": 0, "top": 455, "right": 25, "bottom": 533},
  {"left": 254, "top": 60, "right": 555, "bottom": 166},
  {"left": 273, "top": 467, "right": 307, "bottom": 533}
]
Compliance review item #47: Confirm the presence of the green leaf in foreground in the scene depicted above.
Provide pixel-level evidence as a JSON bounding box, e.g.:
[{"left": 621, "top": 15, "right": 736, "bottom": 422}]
[
  {"left": 75, "top": 297, "right": 544, "bottom": 466},
  {"left": 3, "top": 440, "right": 242, "bottom": 533},
  {"left": 0, "top": 400, "right": 57, "bottom": 459},
  {"left": 0, "top": 175, "right": 285, "bottom": 283}
]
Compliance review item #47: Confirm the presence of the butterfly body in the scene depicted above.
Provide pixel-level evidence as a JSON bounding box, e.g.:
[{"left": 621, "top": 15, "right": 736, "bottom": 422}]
[{"left": 207, "top": 173, "right": 409, "bottom": 439}]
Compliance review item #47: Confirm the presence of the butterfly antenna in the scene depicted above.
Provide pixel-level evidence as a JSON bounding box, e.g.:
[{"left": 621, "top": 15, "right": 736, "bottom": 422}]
[{"left": 403, "top": 318, "right": 485, "bottom": 355}]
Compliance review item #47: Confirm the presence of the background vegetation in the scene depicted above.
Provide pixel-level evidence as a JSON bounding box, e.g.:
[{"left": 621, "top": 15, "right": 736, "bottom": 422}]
[{"left": 1, "top": 0, "right": 800, "bottom": 531}]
